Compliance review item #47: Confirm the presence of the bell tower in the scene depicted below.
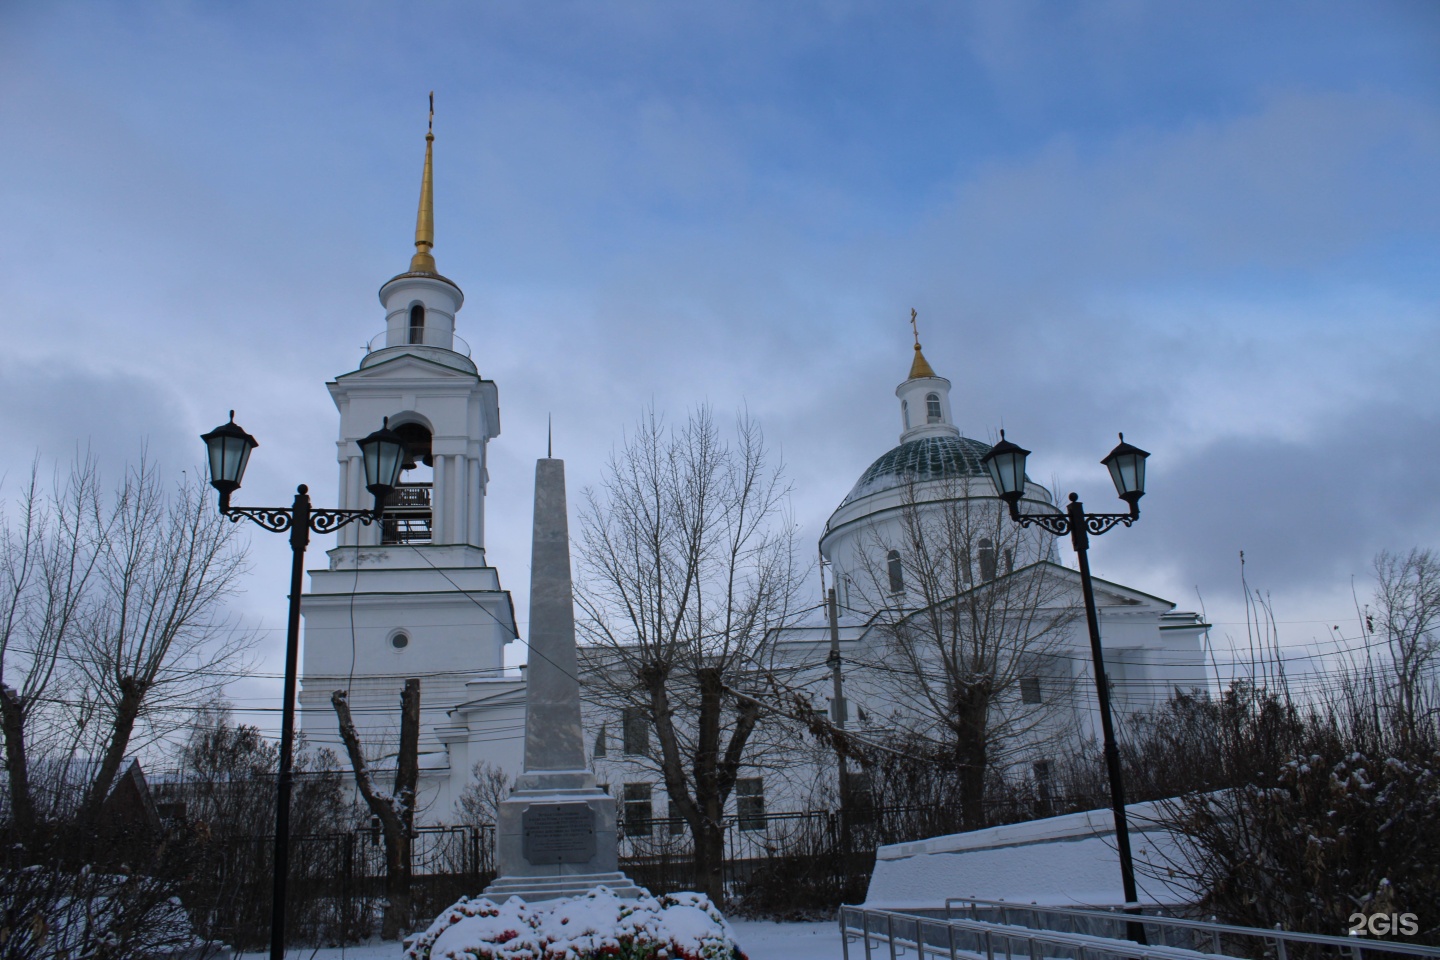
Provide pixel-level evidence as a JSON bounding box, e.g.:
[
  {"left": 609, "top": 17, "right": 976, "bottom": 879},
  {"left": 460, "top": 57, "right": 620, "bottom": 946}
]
[{"left": 300, "top": 100, "right": 517, "bottom": 762}]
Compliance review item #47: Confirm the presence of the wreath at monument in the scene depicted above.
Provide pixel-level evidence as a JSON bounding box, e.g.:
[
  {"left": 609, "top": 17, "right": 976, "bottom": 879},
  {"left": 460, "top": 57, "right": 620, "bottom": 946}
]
[{"left": 405, "top": 887, "right": 748, "bottom": 960}]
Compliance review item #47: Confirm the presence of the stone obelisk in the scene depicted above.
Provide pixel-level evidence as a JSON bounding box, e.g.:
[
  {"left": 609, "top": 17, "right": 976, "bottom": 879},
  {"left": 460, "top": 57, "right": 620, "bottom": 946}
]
[{"left": 482, "top": 457, "right": 644, "bottom": 902}]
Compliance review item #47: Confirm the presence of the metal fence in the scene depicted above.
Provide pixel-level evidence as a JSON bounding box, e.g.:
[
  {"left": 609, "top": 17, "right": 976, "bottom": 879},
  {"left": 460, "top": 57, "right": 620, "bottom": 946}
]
[
  {"left": 942, "top": 899, "right": 1440, "bottom": 960},
  {"left": 839, "top": 904, "right": 1440, "bottom": 960},
  {"left": 182, "top": 823, "right": 496, "bottom": 949}
]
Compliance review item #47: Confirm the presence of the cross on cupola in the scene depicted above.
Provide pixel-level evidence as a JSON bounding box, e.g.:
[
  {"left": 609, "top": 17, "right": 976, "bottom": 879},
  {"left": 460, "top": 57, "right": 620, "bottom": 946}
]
[{"left": 896, "top": 308, "right": 959, "bottom": 443}]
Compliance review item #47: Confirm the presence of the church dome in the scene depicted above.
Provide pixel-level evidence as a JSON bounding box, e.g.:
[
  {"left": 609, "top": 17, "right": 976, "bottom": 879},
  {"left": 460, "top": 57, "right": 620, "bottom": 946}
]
[{"left": 840, "top": 434, "right": 995, "bottom": 508}]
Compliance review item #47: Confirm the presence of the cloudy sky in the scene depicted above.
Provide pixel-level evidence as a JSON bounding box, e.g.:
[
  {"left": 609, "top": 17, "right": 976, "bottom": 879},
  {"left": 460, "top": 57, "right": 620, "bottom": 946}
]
[{"left": 2, "top": 2, "right": 1437, "bottom": 733}]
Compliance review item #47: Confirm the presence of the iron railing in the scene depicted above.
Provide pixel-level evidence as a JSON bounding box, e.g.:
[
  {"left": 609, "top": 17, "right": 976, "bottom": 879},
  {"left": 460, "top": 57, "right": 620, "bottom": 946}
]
[
  {"left": 840, "top": 906, "right": 1440, "bottom": 960},
  {"left": 382, "top": 482, "right": 432, "bottom": 544},
  {"left": 943, "top": 899, "right": 1440, "bottom": 960}
]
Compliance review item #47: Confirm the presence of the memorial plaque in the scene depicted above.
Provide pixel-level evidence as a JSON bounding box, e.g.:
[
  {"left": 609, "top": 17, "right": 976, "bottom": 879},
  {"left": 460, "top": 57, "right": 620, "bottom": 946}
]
[{"left": 522, "top": 802, "right": 597, "bottom": 865}]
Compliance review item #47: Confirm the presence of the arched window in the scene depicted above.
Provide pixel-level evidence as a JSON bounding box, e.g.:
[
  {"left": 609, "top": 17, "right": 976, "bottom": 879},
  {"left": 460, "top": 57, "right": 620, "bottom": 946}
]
[
  {"left": 887, "top": 550, "right": 904, "bottom": 594},
  {"left": 901, "top": 399, "right": 909, "bottom": 430},
  {"left": 408, "top": 303, "right": 425, "bottom": 344},
  {"left": 926, "top": 392, "right": 942, "bottom": 423}
]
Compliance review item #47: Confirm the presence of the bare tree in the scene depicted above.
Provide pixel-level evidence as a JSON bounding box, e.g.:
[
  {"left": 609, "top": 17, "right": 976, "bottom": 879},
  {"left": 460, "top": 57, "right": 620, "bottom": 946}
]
[
  {"left": 333, "top": 679, "right": 420, "bottom": 941},
  {"left": 845, "top": 478, "right": 1077, "bottom": 829},
  {"left": 455, "top": 760, "right": 510, "bottom": 829},
  {"left": 0, "top": 456, "right": 105, "bottom": 845},
  {"left": 575, "top": 406, "right": 805, "bottom": 904},
  {"left": 71, "top": 460, "right": 253, "bottom": 828},
  {"left": 1372, "top": 547, "right": 1440, "bottom": 740},
  {"left": 0, "top": 454, "right": 251, "bottom": 846}
]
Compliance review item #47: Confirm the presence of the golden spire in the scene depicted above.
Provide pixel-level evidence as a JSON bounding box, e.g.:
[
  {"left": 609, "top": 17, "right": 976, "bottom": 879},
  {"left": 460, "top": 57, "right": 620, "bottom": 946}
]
[
  {"left": 907, "top": 308, "right": 936, "bottom": 379},
  {"left": 409, "top": 91, "right": 437, "bottom": 274}
]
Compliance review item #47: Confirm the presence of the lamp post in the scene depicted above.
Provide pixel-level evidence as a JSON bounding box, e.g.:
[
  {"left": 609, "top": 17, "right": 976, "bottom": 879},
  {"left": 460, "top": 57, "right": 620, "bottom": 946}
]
[
  {"left": 200, "top": 412, "right": 407, "bottom": 960},
  {"left": 981, "top": 431, "right": 1151, "bottom": 943}
]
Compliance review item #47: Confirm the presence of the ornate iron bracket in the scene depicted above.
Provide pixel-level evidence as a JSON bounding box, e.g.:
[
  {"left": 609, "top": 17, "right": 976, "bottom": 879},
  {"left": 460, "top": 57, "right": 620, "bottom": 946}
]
[
  {"left": 1012, "top": 512, "right": 1071, "bottom": 537},
  {"left": 1008, "top": 491, "right": 1139, "bottom": 546},
  {"left": 222, "top": 506, "right": 376, "bottom": 535},
  {"left": 1083, "top": 513, "right": 1136, "bottom": 537},
  {"left": 309, "top": 509, "right": 378, "bottom": 535}
]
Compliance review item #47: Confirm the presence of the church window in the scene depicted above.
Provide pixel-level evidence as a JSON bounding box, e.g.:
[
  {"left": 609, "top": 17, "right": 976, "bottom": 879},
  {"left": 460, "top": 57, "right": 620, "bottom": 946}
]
[
  {"left": 736, "top": 778, "right": 765, "bottom": 831},
  {"left": 886, "top": 550, "right": 904, "bottom": 594},
  {"left": 408, "top": 303, "right": 425, "bottom": 344},
  {"left": 901, "top": 400, "right": 909, "bottom": 429},
  {"left": 926, "top": 392, "right": 942, "bottom": 423},
  {"left": 622, "top": 707, "right": 650, "bottom": 756},
  {"left": 593, "top": 724, "right": 608, "bottom": 759},
  {"left": 623, "top": 783, "right": 653, "bottom": 836},
  {"left": 1020, "top": 676, "right": 1043, "bottom": 704},
  {"left": 978, "top": 538, "right": 996, "bottom": 581},
  {"left": 390, "top": 632, "right": 410, "bottom": 649},
  {"left": 1004, "top": 548, "right": 1014, "bottom": 576}
]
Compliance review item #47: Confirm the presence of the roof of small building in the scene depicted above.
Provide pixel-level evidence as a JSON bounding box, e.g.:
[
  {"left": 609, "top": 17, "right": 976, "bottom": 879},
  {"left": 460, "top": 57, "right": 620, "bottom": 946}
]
[{"left": 840, "top": 434, "right": 995, "bottom": 507}]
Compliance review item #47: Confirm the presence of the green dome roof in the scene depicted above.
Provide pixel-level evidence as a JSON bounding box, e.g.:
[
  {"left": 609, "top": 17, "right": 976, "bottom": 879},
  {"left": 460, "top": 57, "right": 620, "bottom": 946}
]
[{"left": 840, "top": 435, "right": 995, "bottom": 507}]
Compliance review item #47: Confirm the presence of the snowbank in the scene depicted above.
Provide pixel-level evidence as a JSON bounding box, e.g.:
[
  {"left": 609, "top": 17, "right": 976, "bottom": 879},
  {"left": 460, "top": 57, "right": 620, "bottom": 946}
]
[
  {"left": 406, "top": 886, "right": 748, "bottom": 960},
  {"left": 864, "top": 800, "right": 1201, "bottom": 910}
]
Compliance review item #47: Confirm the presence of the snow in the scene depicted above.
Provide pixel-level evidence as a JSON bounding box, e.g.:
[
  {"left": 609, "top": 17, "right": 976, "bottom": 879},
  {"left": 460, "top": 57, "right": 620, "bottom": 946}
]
[
  {"left": 730, "top": 920, "right": 842, "bottom": 959},
  {"left": 251, "top": 919, "right": 844, "bottom": 960},
  {"left": 400, "top": 886, "right": 819, "bottom": 959}
]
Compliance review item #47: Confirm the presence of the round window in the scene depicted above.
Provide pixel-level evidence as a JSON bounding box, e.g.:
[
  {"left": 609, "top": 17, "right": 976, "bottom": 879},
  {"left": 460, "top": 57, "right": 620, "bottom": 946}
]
[{"left": 391, "top": 633, "right": 409, "bottom": 649}]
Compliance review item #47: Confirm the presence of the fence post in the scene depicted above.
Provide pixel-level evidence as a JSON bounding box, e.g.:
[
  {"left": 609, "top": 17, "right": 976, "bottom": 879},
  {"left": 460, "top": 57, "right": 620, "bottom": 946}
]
[
  {"left": 343, "top": 832, "right": 355, "bottom": 939},
  {"left": 887, "top": 914, "right": 898, "bottom": 960}
]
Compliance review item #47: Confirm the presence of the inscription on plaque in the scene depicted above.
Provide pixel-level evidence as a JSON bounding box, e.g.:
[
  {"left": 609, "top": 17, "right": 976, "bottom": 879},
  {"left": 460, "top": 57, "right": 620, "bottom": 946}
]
[{"left": 522, "top": 802, "right": 596, "bottom": 865}]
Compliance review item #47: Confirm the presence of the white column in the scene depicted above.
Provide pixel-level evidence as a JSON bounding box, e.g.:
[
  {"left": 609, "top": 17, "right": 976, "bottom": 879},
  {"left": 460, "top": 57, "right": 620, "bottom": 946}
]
[
  {"left": 349, "top": 455, "right": 372, "bottom": 546},
  {"left": 467, "top": 456, "right": 482, "bottom": 547},
  {"left": 450, "top": 455, "right": 465, "bottom": 545},
  {"left": 336, "top": 457, "right": 352, "bottom": 547},
  {"left": 452, "top": 457, "right": 469, "bottom": 546},
  {"left": 432, "top": 454, "right": 448, "bottom": 545}
]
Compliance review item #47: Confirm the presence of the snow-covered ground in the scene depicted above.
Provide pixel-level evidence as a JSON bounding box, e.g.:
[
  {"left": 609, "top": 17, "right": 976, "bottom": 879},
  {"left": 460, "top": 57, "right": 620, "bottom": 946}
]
[
  {"left": 258, "top": 919, "right": 843, "bottom": 960},
  {"left": 730, "top": 919, "right": 843, "bottom": 959}
]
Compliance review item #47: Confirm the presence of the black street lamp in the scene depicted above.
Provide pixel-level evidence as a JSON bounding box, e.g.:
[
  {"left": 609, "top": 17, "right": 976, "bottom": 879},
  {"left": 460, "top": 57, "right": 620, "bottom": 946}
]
[
  {"left": 200, "top": 412, "right": 406, "bottom": 960},
  {"left": 982, "top": 431, "right": 1151, "bottom": 943}
]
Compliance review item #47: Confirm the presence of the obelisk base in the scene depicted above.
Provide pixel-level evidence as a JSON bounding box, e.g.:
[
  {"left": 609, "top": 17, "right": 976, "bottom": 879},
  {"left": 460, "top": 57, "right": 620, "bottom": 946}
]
[{"left": 482, "top": 770, "right": 646, "bottom": 903}]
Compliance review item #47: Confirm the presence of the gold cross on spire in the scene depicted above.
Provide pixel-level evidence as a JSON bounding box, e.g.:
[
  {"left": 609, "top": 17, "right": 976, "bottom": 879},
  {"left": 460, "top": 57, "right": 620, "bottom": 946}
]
[
  {"left": 906, "top": 307, "right": 936, "bottom": 379},
  {"left": 409, "top": 91, "right": 437, "bottom": 273}
]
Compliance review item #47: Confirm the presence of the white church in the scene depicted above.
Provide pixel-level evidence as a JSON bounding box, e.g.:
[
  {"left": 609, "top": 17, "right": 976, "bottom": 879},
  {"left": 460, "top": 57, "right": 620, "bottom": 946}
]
[{"left": 298, "top": 120, "right": 1210, "bottom": 826}]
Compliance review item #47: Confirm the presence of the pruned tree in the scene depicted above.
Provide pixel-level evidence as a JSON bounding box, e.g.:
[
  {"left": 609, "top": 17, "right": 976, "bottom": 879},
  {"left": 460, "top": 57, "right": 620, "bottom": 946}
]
[
  {"left": 333, "top": 678, "right": 420, "bottom": 941},
  {"left": 0, "top": 454, "right": 252, "bottom": 848},
  {"left": 845, "top": 477, "right": 1078, "bottom": 829},
  {"left": 575, "top": 406, "right": 805, "bottom": 904}
]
